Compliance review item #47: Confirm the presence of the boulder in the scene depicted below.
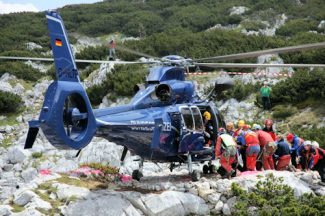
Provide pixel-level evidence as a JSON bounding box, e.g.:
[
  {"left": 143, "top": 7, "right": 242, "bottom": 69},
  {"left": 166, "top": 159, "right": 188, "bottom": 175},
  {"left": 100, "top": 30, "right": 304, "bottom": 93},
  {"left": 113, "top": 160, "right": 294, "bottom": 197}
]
[
  {"left": 0, "top": 205, "right": 12, "bottom": 216},
  {"left": 26, "top": 197, "right": 52, "bottom": 210},
  {"left": 0, "top": 81, "right": 13, "bottom": 92},
  {"left": 13, "top": 83, "right": 25, "bottom": 95},
  {"left": 54, "top": 183, "right": 90, "bottom": 200},
  {"left": 214, "top": 201, "right": 224, "bottom": 213},
  {"left": 26, "top": 42, "right": 43, "bottom": 50},
  {"left": 222, "top": 203, "right": 231, "bottom": 216},
  {"left": 315, "top": 187, "right": 325, "bottom": 196},
  {"left": 13, "top": 190, "right": 37, "bottom": 206},
  {"left": 7, "top": 146, "right": 29, "bottom": 164},
  {"left": 21, "top": 167, "right": 38, "bottom": 183},
  {"left": 229, "top": 6, "right": 249, "bottom": 15},
  {"left": 64, "top": 191, "right": 141, "bottom": 216},
  {"left": 207, "top": 193, "right": 221, "bottom": 204},
  {"left": 142, "top": 191, "right": 209, "bottom": 216},
  {"left": 51, "top": 158, "right": 78, "bottom": 173}
]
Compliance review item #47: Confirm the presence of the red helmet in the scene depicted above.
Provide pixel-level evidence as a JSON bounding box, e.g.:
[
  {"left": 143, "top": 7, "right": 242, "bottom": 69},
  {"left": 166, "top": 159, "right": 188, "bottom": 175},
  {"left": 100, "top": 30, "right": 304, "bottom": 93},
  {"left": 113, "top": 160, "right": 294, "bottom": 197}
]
[
  {"left": 243, "top": 124, "right": 251, "bottom": 131},
  {"left": 286, "top": 133, "right": 294, "bottom": 142},
  {"left": 265, "top": 119, "right": 273, "bottom": 126}
]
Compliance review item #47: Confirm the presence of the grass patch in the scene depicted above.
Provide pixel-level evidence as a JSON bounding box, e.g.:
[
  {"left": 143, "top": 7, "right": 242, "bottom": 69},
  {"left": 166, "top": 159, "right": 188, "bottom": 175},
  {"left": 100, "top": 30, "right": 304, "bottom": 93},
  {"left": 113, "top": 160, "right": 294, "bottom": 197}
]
[
  {"left": 32, "top": 152, "right": 43, "bottom": 159},
  {"left": 35, "top": 183, "right": 63, "bottom": 216},
  {"left": 0, "top": 112, "right": 21, "bottom": 126},
  {"left": 10, "top": 202, "right": 25, "bottom": 213},
  {"left": 56, "top": 174, "right": 107, "bottom": 190},
  {"left": 0, "top": 136, "right": 14, "bottom": 148},
  {"left": 272, "top": 105, "right": 298, "bottom": 120}
]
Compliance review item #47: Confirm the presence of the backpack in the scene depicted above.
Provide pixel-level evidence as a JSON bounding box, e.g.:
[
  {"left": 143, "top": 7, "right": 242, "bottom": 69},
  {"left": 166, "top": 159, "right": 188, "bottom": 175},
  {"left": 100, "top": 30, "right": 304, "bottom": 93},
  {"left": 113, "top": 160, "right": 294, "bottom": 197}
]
[{"left": 220, "top": 134, "right": 237, "bottom": 157}]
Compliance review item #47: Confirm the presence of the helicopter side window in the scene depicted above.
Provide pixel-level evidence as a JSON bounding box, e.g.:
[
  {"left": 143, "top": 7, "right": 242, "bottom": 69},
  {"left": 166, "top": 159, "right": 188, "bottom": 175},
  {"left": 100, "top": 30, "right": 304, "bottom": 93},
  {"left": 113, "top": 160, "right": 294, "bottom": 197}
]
[
  {"left": 180, "top": 107, "right": 194, "bottom": 130},
  {"left": 191, "top": 107, "right": 204, "bottom": 131}
]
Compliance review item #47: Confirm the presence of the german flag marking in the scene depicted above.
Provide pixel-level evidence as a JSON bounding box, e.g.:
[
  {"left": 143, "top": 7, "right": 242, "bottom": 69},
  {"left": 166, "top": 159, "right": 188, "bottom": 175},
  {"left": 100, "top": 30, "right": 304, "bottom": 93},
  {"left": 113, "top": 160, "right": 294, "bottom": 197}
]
[{"left": 55, "top": 39, "right": 62, "bottom": 47}]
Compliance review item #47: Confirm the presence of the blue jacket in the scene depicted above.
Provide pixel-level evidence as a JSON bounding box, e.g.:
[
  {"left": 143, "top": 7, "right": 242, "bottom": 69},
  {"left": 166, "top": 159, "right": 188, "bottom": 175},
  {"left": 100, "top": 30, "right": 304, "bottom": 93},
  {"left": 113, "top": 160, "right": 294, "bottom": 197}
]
[
  {"left": 274, "top": 139, "right": 290, "bottom": 158},
  {"left": 290, "top": 135, "right": 303, "bottom": 153}
]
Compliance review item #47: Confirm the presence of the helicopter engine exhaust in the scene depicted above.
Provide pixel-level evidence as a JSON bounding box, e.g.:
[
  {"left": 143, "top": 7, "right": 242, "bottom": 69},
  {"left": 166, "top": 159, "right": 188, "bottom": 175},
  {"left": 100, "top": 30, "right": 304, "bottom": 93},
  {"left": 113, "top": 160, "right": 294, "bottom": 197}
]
[{"left": 155, "top": 84, "right": 172, "bottom": 102}]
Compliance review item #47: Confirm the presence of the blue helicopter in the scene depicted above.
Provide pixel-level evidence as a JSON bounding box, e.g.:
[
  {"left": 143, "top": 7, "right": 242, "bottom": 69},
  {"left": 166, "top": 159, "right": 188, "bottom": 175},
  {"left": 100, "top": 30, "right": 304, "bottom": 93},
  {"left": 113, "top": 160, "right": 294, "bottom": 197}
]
[{"left": 2, "top": 11, "right": 325, "bottom": 181}]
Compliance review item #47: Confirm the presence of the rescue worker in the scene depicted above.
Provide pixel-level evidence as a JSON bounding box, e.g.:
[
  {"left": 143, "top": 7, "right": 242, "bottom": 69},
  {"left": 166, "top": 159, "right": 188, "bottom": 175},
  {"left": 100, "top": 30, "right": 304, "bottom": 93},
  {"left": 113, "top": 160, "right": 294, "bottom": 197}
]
[
  {"left": 263, "top": 119, "right": 276, "bottom": 141},
  {"left": 260, "top": 81, "right": 271, "bottom": 110},
  {"left": 215, "top": 128, "right": 238, "bottom": 178},
  {"left": 203, "top": 111, "right": 213, "bottom": 148},
  {"left": 297, "top": 141, "right": 315, "bottom": 171},
  {"left": 273, "top": 135, "right": 291, "bottom": 171},
  {"left": 287, "top": 133, "right": 304, "bottom": 168},
  {"left": 226, "top": 122, "right": 235, "bottom": 136},
  {"left": 252, "top": 124, "right": 276, "bottom": 170},
  {"left": 108, "top": 39, "right": 116, "bottom": 60},
  {"left": 311, "top": 141, "right": 325, "bottom": 182},
  {"left": 233, "top": 120, "right": 245, "bottom": 137},
  {"left": 237, "top": 127, "right": 261, "bottom": 171}
]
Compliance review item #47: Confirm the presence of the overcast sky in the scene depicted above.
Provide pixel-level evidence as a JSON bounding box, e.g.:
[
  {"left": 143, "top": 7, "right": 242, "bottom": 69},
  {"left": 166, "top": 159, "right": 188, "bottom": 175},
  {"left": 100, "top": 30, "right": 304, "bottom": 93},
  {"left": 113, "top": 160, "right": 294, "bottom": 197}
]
[{"left": 0, "top": 0, "right": 102, "bottom": 14}]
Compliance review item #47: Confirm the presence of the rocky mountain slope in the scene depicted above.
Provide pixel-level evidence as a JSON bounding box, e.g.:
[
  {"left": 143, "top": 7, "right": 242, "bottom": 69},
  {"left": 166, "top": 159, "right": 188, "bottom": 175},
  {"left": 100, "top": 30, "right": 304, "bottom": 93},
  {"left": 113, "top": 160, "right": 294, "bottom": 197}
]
[{"left": 1, "top": 1, "right": 325, "bottom": 215}]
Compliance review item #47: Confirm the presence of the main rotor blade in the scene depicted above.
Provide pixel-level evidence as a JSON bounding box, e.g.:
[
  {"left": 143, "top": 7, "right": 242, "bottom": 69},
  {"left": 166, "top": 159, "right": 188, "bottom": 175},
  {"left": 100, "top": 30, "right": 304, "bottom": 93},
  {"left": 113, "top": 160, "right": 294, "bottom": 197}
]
[
  {"left": 116, "top": 46, "right": 159, "bottom": 60},
  {"left": 0, "top": 56, "right": 156, "bottom": 64},
  {"left": 194, "top": 42, "right": 325, "bottom": 62},
  {"left": 196, "top": 63, "right": 325, "bottom": 68}
]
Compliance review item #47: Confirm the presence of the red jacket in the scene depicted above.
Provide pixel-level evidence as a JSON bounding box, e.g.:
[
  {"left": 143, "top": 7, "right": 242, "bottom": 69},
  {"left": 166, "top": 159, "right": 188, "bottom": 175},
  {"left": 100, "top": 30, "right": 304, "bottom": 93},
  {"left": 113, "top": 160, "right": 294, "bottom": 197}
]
[
  {"left": 244, "top": 131, "right": 259, "bottom": 146},
  {"left": 313, "top": 148, "right": 325, "bottom": 167},
  {"left": 256, "top": 130, "right": 274, "bottom": 148}
]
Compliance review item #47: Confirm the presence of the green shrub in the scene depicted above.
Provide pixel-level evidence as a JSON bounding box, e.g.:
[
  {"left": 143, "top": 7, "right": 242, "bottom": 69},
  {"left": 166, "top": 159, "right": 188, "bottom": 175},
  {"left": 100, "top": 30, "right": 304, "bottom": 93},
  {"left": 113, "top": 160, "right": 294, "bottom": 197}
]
[
  {"left": 240, "top": 20, "right": 267, "bottom": 31},
  {"left": 276, "top": 19, "right": 318, "bottom": 37},
  {"left": 217, "top": 80, "right": 261, "bottom": 101},
  {"left": 271, "top": 69, "right": 325, "bottom": 105},
  {"left": 32, "top": 152, "right": 43, "bottom": 159},
  {"left": 87, "top": 64, "right": 147, "bottom": 106},
  {"left": 232, "top": 173, "right": 325, "bottom": 215},
  {"left": 0, "top": 62, "right": 43, "bottom": 81},
  {"left": 272, "top": 105, "right": 298, "bottom": 120},
  {"left": 0, "top": 91, "right": 22, "bottom": 113}
]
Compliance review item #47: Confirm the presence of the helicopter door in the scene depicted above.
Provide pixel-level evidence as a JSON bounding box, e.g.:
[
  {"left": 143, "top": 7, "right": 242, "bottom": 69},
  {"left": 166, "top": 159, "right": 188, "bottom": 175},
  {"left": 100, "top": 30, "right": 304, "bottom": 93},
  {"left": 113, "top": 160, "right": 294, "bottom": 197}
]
[{"left": 178, "top": 106, "right": 205, "bottom": 153}]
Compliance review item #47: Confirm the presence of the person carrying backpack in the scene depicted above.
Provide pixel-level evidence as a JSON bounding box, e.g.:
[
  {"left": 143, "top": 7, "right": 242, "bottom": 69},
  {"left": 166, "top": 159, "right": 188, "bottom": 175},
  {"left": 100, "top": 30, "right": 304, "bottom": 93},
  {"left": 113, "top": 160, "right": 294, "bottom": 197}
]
[
  {"left": 215, "top": 128, "right": 238, "bottom": 178},
  {"left": 252, "top": 124, "right": 276, "bottom": 170}
]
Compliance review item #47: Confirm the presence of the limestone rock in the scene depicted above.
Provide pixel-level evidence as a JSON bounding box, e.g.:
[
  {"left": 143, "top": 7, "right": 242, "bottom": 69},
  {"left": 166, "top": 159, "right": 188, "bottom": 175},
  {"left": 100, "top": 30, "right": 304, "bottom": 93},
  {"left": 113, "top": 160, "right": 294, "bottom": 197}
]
[
  {"left": 78, "top": 137, "right": 124, "bottom": 168},
  {"left": 215, "top": 201, "right": 224, "bottom": 213},
  {"left": 21, "top": 167, "right": 38, "bottom": 183},
  {"left": 7, "top": 146, "right": 29, "bottom": 164},
  {"left": 13, "top": 190, "right": 37, "bottom": 206},
  {"left": 13, "top": 83, "right": 25, "bottom": 95},
  {"left": 51, "top": 158, "right": 78, "bottom": 173},
  {"left": 142, "top": 191, "right": 209, "bottom": 216},
  {"left": 26, "top": 197, "right": 52, "bottom": 210},
  {"left": 207, "top": 192, "right": 221, "bottom": 204},
  {"left": 54, "top": 183, "right": 90, "bottom": 200},
  {"left": 64, "top": 191, "right": 141, "bottom": 216},
  {"left": 229, "top": 6, "right": 249, "bottom": 15},
  {"left": 26, "top": 42, "right": 43, "bottom": 50},
  {"left": 0, "top": 205, "right": 12, "bottom": 216},
  {"left": 0, "top": 81, "right": 13, "bottom": 92},
  {"left": 222, "top": 203, "right": 231, "bottom": 216}
]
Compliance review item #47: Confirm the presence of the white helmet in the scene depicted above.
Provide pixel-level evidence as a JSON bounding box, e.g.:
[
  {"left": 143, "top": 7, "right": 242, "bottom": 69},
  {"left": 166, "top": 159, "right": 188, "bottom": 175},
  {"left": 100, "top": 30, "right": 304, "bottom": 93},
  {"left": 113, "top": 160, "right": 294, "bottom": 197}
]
[
  {"left": 312, "top": 141, "right": 319, "bottom": 148},
  {"left": 304, "top": 140, "right": 312, "bottom": 146}
]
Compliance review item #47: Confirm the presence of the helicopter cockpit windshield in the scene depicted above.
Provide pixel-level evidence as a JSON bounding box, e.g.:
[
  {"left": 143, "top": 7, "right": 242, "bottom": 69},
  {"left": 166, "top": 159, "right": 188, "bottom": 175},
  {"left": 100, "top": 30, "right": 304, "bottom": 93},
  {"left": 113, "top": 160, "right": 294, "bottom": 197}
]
[{"left": 180, "top": 106, "right": 204, "bottom": 132}]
